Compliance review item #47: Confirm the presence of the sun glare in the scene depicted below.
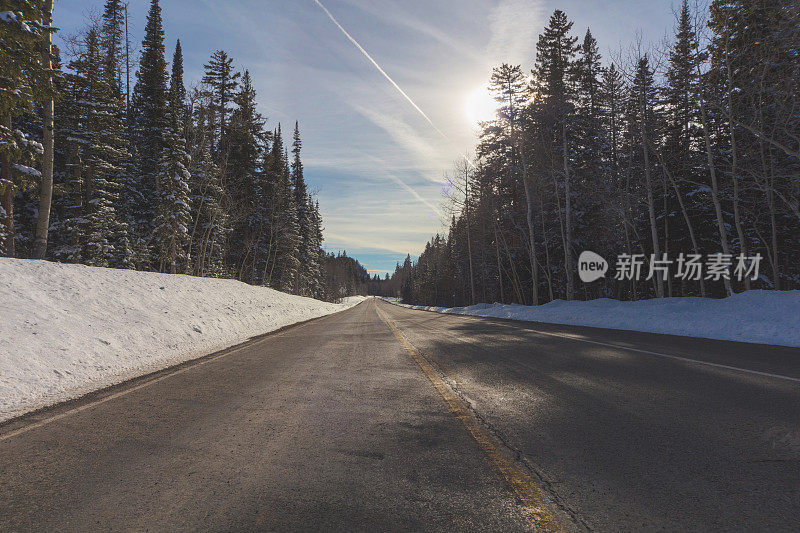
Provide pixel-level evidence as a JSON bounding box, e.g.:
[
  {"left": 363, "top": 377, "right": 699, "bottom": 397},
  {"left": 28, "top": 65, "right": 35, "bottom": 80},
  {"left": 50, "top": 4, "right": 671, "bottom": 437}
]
[{"left": 465, "top": 86, "right": 497, "bottom": 126}]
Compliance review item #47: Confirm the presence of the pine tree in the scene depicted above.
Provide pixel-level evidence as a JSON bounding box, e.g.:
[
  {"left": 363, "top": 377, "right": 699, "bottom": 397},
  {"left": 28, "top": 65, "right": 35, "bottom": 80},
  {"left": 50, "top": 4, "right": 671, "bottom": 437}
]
[
  {"left": 52, "top": 29, "right": 129, "bottom": 267},
  {"left": 632, "top": 54, "right": 666, "bottom": 297},
  {"left": 599, "top": 62, "right": 637, "bottom": 294},
  {"left": 226, "top": 70, "right": 266, "bottom": 282},
  {"left": 153, "top": 39, "right": 192, "bottom": 273},
  {"left": 264, "top": 126, "right": 300, "bottom": 290},
  {"left": 573, "top": 28, "right": 611, "bottom": 298},
  {"left": 100, "top": 0, "right": 125, "bottom": 98},
  {"left": 665, "top": 1, "right": 700, "bottom": 165},
  {"left": 128, "top": 0, "right": 170, "bottom": 265},
  {"left": 187, "top": 120, "right": 229, "bottom": 278},
  {"left": 662, "top": 0, "right": 708, "bottom": 296},
  {"left": 307, "top": 198, "right": 325, "bottom": 298},
  {"left": 291, "top": 121, "right": 312, "bottom": 295},
  {"left": 0, "top": 0, "right": 52, "bottom": 256},
  {"left": 201, "top": 50, "right": 240, "bottom": 150},
  {"left": 600, "top": 63, "right": 625, "bottom": 176},
  {"left": 487, "top": 64, "right": 538, "bottom": 305},
  {"left": 577, "top": 28, "right": 601, "bottom": 118},
  {"left": 169, "top": 39, "right": 187, "bottom": 136},
  {"left": 533, "top": 10, "right": 578, "bottom": 106},
  {"left": 153, "top": 130, "right": 191, "bottom": 273},
  {"left": 532, "top": 9, "right": 579, "bottom": 300}
]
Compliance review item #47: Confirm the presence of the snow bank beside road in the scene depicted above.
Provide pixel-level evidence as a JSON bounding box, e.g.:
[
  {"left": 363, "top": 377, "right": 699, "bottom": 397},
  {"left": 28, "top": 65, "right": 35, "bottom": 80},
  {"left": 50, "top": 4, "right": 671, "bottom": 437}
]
[
  {"left": 385, "top": 291, "right": 800, "bottom": 348},
  {"left": 0, "top": 259, "right": 366, "bottom": 422}
]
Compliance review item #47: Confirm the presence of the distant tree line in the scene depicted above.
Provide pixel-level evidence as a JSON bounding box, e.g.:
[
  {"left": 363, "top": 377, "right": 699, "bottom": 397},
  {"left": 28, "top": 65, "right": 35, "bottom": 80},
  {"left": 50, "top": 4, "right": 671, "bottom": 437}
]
[
  {"left": 321, "top": 251, "right": 377, "bottom": 300},
  {"left": 391, "top": 0, "right": 799, "bottom": 307},
  {"left": 0, "top": 0, "right": 365, "bottom": 301}
]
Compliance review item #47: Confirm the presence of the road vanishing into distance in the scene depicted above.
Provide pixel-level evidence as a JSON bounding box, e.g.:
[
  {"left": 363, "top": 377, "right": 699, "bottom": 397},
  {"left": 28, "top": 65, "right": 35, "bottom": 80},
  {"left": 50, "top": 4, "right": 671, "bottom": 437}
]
[{"left": 1, "top": 298, "right": 799, "bottom": 531}]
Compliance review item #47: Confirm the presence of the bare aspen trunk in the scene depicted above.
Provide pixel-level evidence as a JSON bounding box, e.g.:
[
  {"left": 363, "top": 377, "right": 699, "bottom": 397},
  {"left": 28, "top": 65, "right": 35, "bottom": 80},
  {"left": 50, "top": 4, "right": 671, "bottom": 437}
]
[
  {"left": 479, "top": 228, "right": 487, "bottom": 303},
  {"left": 653, "top": 142, "right": 707, "bottom": 296},
  {"left": 698, "top": 71, "right": 733, "bottom": 295},
  {"left": 496, "top": 220, "right": 524, "bottom": 304},
  {"left": 187, "top": 205, "right": 204, "bottom": 273},
  {"left": 541, "top": 217, "right": 554, "bottom": 301},
  {"left": 464, "top": 174, "right": 476, "bottom": 305},
  {"left": 506, "top": 80, "right": 538, "bottom": 306},
  {"left": 641, "top": 140, "right": 663, "bottom": 297},
  {"left": 756, "top": 98, "right": 781, "bottom": 289},
  {"left": 725, "top": 39, "right": 749, "bottom": 290},
  {"left": 263, "top": 223, "right": 277, "bottom": 286},
  {"left": 622, "top": 211, "right": 634, "bottom": 298},
  {"left": 33, "top": 0, "right": 55, "bottom": 260},
  {"left": 200, "top": 207, "right": 219, "bottom": 277},
  {"left": 623, "top": 150, "right": 636, "bottom": 298},
  {"left": 639, "top": 94, "right": 664, "bottom": 298},
  {"left": 768, "top": 157, "right": 780, "bottom": 290},
  {"left": 267, "top": 229, "right": 279, "bottom": 287},
  {"left": 663, "top": 190, "right": 672, "bottom": 297},
  {"left": 494, "top": 223, "right": 504, "bottom": 303},
  {"left": 238, "top": 242, "right": 252, "bottom": 281},
  {"left": 1, "top": 115, "right": 14, "bottom": 257},
  {"left": 538, "top": 195, "right": 554, "bottom": 302},
  {"left": 523, "top": 177, "right": 539, "bottom": 305},
  {"left": 561, "top": 124, "right": 574, "bottom": 300}
]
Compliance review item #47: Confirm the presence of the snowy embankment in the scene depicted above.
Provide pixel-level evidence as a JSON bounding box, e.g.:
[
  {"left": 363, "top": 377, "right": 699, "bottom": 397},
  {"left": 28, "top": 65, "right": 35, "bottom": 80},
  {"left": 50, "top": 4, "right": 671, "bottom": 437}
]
[
  {"left": 0, "top": 259, "right": 366, "bottom": 422},
  {"left": 385, "top": 291, "right": 800, "bottom": 348}
]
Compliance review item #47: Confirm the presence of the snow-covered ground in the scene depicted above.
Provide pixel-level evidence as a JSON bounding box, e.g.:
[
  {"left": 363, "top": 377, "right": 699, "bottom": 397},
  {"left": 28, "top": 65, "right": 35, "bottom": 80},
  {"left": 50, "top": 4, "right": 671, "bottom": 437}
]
[
  {"left": 385, "top": 291, "right": 800, "bottom": 348},
  {"left": 0, "top": 259, "right": 366, "bottom": 422}
]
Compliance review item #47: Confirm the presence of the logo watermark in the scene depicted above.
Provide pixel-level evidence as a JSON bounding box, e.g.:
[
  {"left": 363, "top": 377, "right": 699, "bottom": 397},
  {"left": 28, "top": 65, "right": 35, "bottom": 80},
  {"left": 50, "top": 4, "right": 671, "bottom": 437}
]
[
  {"left": 578, "top": 251, "right": 609, "bottom": 283},
  {"left": 578, "top": 251, "right": 762, "bottom": 283}
]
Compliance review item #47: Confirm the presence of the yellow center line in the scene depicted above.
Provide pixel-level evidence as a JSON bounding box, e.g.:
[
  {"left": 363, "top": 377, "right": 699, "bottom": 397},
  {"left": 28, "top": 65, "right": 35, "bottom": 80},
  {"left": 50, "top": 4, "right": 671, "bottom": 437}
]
[{"left": 376, "top": 304, "right": 564, "bottom": 531}]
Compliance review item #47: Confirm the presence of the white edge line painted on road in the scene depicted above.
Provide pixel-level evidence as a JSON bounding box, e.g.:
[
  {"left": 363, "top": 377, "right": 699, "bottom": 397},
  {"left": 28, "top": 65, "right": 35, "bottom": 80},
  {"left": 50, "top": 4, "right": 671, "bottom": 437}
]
[
  {"left": 384, "top": 300, "right": 800, "bottom": 385},
  {"left": 0, "top": 321, "right": 313, "bottom": 442},
  {"left": 531, "top": 329, "right": 800, "bottom": 384}
]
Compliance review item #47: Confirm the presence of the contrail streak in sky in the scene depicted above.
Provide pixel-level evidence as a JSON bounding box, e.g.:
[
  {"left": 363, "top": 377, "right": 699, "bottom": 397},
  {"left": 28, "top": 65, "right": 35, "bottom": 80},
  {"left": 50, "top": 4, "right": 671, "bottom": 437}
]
[
  {"left": 313, "top": 0, "right": 478, "bottom": 216},
  {"left": 312, "top": 0, "right": 447, "bottom": 139}
]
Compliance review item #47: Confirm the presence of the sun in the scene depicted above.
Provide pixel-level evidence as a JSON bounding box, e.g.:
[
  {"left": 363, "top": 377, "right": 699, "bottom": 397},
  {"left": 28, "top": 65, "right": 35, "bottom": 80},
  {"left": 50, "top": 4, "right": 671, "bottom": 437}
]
[{"left": 464, "top": 86, "right": 497, "bottom": 126}]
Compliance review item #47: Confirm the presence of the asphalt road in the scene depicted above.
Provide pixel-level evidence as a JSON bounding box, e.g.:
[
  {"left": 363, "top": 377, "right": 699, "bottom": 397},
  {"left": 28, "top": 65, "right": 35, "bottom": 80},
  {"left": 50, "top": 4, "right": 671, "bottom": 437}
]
[{"left": 1, "top": 298, "right": 799, "bottom": 531}]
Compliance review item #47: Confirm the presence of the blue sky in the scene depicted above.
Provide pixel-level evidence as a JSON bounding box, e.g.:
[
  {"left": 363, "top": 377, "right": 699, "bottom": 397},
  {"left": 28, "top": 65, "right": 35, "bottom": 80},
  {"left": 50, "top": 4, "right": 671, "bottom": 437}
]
[{"left": 54, "top": 0, "right": 678, "bottom": 276}]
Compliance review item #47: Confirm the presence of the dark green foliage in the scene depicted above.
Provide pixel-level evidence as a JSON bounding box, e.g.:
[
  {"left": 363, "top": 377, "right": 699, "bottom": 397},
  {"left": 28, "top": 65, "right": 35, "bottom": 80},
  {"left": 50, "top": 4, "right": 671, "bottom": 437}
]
[
  {"left": 100, "top": 0, "right": 125, "bottom": 98},
  {"left": 128, "top": 0, "right": 170, "bottom": 256},
  {"left": 320, "top": 251, "right": 371, "bottom": 301},
  {"left": 50, "top": 28, "right": 130, "bottom": 267},
  {"left": 201, "top": 49, "right": 239, "bottom": 150},
  {"left": 1, "top": 0, "right": 54, "bottom": 255},
  {"left": 7, "top": 0, "right": 335, "bottom": 300}
]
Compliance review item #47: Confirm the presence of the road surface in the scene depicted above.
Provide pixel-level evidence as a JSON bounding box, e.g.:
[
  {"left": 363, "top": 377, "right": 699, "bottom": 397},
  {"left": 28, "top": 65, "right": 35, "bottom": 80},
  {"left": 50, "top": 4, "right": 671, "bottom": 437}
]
[{"left": 1, "top": 298, "right": 798, "bottom": 531}]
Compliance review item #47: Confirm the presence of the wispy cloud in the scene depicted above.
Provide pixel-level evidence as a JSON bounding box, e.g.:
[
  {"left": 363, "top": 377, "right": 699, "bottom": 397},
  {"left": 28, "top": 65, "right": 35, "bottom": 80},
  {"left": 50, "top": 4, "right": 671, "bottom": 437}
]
[
  {"left": 487, "top": 0, "right": 546, "bottom": 64},
  {"left": 337, "top": 0, "right": 486, "bottom": 62},
  {"left": 381, "top": 172, "right": 444, "bottom": 218},
  {"left": 325, "top": 232, "right": 422, "bottom": 255},
  {"left": 349, "top": 104, "right": 444, "bottom": 175}
]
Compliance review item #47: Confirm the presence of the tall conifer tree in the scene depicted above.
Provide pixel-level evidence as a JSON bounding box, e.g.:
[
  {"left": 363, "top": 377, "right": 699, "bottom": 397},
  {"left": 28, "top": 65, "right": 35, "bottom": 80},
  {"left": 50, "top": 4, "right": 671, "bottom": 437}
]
[
  {"left": 129, "top": 0, "right": 170, "bottom": 262},
  {"left": 153, "top": 39, "right": 192, "bottom": 273},
  {"left": 291, "top": 121, "right": 312, "bottom": 294}
]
